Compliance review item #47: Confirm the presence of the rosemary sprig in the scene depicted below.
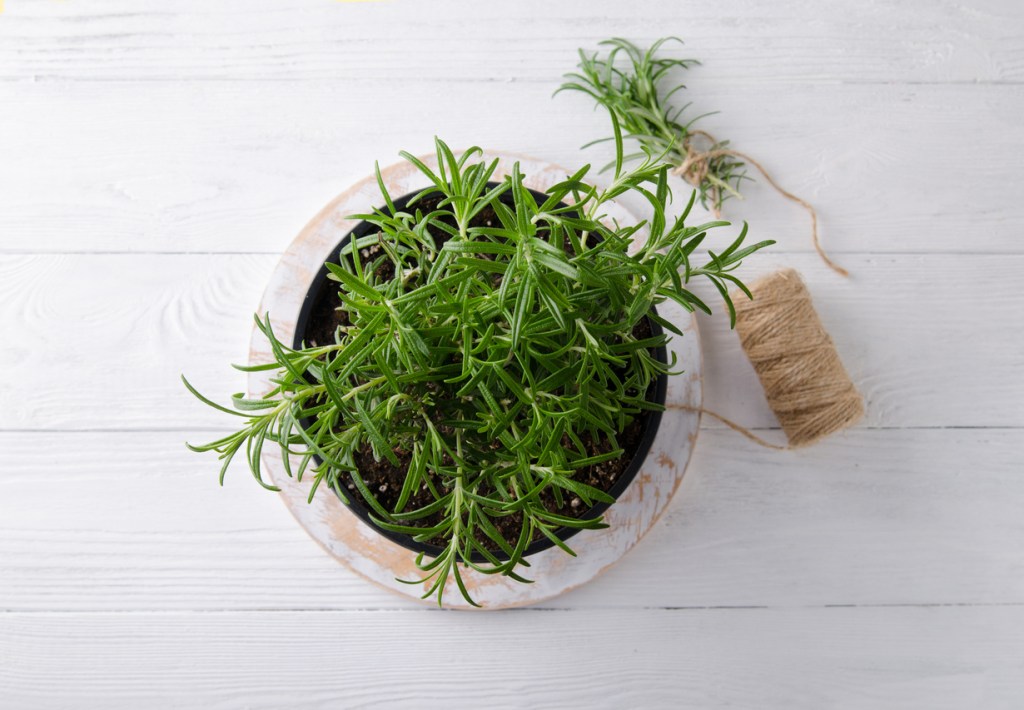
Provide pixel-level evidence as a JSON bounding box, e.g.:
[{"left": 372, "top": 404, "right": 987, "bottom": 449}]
[
  {"left": 558, "top": 36, "right": 749, "bottom": 215},
  {"left": 184, "top": 128, "right": 772, "bottom": 607}
]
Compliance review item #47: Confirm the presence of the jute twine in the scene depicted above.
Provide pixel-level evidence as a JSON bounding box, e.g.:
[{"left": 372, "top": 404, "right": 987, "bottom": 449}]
[
  {"left": 671, "top": 269, "right": 864, "bottom": 449},
  {"left": 672, "top": 129, "right": 850, "bottom": 278}
]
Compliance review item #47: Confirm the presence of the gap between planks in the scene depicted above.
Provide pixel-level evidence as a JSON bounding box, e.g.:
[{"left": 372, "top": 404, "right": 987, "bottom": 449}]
[
  {"left": 5, "top": 601, "right": 1024, "bottom": 615},
  {"left": 3, "top": 76, "right": 1023, "bottom": 86}
]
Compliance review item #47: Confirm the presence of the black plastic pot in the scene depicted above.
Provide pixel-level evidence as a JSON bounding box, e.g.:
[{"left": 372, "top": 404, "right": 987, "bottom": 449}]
[{"left": 293, "top": 183, "right": 668, "bottom": 560}]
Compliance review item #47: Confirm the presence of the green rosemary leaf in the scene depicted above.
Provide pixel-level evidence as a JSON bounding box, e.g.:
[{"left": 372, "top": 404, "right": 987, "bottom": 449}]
[
  {"left": 374, "top": 161, "right": 396, "bottom": 215},
  {"left": 353, "top": 396, "right": 399, "bottom": 466},
  {"left": 181, "top": 375, "right": 249, "bottom": 418},
  {"left": 325, "top": 262, "right": 385, "bottom": 302},
  {"left": 229, "top": 394, "right": 279, "bottom": 412},
  {"left": 441, "top": 240, "right": 517, "bottom": 255},
  {"left": 533, "top": 251, "right": 579, "bottom": 280},
  {"left": 534, "top": 523, "right": 578, "bottom": 557}
]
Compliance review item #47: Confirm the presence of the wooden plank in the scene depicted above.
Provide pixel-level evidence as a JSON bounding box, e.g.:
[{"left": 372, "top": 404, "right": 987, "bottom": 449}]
[
  {"left": 0, "top": 0, "right": 1020, "bottom": 84},
  {"left": 2, "top": 606, "right": 1022, "bottom": 708},
  {"left": 2, "top": 428, "right": 1020, "bottom": 612},
  {"left": 0, "top": 252, "right": 1019, "bottom": 431},
  {"left": 0, "top": 81, "right": 1021, "bottom": 255}
]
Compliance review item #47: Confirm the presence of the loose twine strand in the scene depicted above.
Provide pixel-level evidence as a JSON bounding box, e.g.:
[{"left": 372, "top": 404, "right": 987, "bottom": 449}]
[
  {"left": 672, "top": 129, "right": 850, "bottom": 278},
  {"left": 667, "top": 404, "right": 789, "bottom": 450},
  {"left": 666, "top": 269, "right": 864, "bottom": 449}
]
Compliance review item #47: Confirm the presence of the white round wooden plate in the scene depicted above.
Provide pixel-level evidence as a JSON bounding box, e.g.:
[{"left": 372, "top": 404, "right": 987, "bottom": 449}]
[{"left": 247, "top": 152, "right": 703, "bottom": 609}]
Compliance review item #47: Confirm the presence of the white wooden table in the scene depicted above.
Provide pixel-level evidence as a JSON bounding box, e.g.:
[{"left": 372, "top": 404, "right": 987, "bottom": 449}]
[{"left": 2, "top": 1, "right": 1022, "bottom": 707}]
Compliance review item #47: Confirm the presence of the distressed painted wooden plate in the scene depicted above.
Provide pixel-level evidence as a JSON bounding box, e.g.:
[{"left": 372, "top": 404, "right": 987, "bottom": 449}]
[{"left": 247, "top": 152, "right": 703, "bottom": 609}]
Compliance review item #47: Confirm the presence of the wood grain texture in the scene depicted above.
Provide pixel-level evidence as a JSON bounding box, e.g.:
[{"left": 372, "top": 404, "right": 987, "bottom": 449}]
[
  {"left": 0, "top": 0, "right": 1021, "bottom": 83},
  {"left": 1, "top": 82, "right": 1021, "bottom": 256},
  {"left": 0, "top": 253, "right": 1020, "bottom": 432},
  {"left": 2, "top": 607, "right": 1023, "bottom": 709},
  {"left": 3, "top": 428, "right": 1021, "bottom": 612}
]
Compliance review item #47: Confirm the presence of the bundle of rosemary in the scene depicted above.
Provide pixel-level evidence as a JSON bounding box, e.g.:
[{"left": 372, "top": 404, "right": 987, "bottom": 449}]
[
  {"left": 560, "top": 37, "right": 846, "bottom": 275},
  {"left": 184, "top": 131, "right": 771, "bottom": 606},
  {"left": 558, "top": 37, "right": 747, "bottom": 217}
]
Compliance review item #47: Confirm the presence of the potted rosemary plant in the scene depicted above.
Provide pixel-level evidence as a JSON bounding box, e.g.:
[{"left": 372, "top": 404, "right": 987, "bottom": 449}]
[{"left": 183, "top": 130, "right": 771, "bottom": 606}]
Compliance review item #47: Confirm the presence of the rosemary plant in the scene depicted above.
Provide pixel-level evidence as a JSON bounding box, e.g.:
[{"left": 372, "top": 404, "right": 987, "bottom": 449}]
[
  {"left": 558, "top": 37, "right": 748, "bottom": 215},
  {"left": 184, "top": 129, "right": 772, "bottom": 606}
]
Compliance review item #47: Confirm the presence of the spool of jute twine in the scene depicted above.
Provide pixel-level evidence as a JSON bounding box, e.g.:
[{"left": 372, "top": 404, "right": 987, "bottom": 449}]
[{"left": 671, "top": 269, "right": 864, "bottom": 449}]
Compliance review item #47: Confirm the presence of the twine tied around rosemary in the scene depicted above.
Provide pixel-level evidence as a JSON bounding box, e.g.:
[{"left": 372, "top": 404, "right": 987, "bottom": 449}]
[{"left": 673, "top": 130, "right": 850, "bottom": 278}]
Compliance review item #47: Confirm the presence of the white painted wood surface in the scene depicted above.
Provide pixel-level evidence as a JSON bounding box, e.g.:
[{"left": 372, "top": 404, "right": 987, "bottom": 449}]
[{"left": 1, "top": 0, "right": 1022, "bottom": 707}]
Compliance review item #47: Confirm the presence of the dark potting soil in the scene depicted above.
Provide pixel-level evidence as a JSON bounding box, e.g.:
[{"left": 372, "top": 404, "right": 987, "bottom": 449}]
[
  {"left": 302, "top": 194, "right": 656, "bottom": 550},
  {"left": 345, "top": 416, "right": 645, "bottom": 549}
]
